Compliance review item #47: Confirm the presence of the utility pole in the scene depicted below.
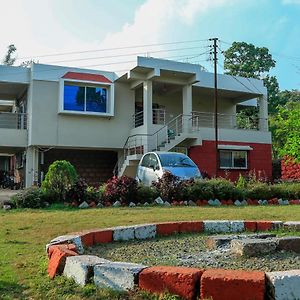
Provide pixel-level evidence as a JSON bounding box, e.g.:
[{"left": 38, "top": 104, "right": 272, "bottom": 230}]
[{"left": 209, "top": 37, "right": 219, "bottom": 177}]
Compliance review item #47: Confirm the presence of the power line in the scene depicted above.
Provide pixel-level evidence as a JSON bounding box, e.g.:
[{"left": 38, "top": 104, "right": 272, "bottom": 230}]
[
  {"left": 45, "top": 46, "right": 210, "bottom": 64},
  {"left": 15, "top": 39, "right": 210, "bottom": 61}
]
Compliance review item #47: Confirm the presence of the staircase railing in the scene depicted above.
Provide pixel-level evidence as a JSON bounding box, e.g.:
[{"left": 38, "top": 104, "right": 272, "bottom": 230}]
[{"left": 114, "top": 113, "right": 200, "bottom": 176}]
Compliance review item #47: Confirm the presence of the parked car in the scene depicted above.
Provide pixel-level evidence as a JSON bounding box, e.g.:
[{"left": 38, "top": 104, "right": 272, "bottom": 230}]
[{"left": 136, "top": 151, "right": 202, "bottom": 186}]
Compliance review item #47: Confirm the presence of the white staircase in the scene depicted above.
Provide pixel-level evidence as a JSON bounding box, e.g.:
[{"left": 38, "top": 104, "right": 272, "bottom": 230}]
[{"left": 114, "top": 114, "right": 200, "bottom": 177}]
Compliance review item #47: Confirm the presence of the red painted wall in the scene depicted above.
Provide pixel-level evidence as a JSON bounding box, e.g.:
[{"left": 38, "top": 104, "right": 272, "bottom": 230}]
[{"left": 189, "top": 140, "right": 272, "bottom": 181}]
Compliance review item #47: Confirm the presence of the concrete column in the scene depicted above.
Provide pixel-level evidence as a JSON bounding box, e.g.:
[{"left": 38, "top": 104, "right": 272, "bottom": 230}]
[
  {"left": 182, "top": 84, "right": 193, "bottom": 133},
  {"left": 143, "top": 80, "right": 153, "bottom": 132},
  {"left": 258, "top": 95, "right": 268, "bottom": 131},
  {"left": 25, "top": 146, "right": 39, "bottom": 187}
]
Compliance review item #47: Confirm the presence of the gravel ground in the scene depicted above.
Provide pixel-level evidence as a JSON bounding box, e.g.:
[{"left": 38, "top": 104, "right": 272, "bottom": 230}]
[{"left": 86, "top": 233, "right": 300, "bottom": 272}]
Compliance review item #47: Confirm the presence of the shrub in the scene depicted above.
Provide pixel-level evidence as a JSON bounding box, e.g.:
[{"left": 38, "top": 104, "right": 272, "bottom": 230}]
[
  {"left": 246, "top": 182, "right": 272, "bottom": 200},
  {"left": 186, "top": 180, "right": 214, "bottom": 201},
  {"left": 136, "top": 184, "right": 159, "bottom": 204},
  {"left": 42, "top": 160, "right": 78, "bottom": 202},
  {"left": 206, "top": 178, "right": 236, "bottom": 200},
  {"left": 152, "top": 171, "right": 186, "bottom": 201},
  {"left": 65, "top": 179, "right": 88, "bottom": 204},
  {"left": 104, "top": 176, "right": 138, "bottom": 204},
  {"left": 12, "top": 186, "right": 46, "bottom": 208}
]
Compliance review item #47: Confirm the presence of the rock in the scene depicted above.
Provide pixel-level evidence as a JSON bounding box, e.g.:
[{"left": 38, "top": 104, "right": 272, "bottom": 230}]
[
  {"left": 183, "top": 201, "right": 188, "bottom": 206},
  {"left": 188, "top": 200, "right": 196, "bottom": 206},
  {"left": 266, "top": 270, "right": 300, "bottom": 300},
  {"left": 206, "top": 236, "right": 233, "bottom": 250},
  {"left": 284, "top": 221, "right": 300, "bottom": 231},
  {"left": 44, "top": 202, "right": 50, "bottom": 207},
  {"left": 241, "top": 200, "right": 248, "bottom": 206},
  {"left": 234, "top": 200, "right": 242, "bottom": 206},
  {"left": 46, "top": 235, "right": 84, "bottom": 254},
  {"left": 134, "top": 224, "right": 156, "bottom": 240},
  {"left": 204, "top": 220, "right": 231, "bottom": 233},
  {"left": 129, "top": 202, "right": 136, "bottom": 207},
  {"left": 262, "top": 200, "right": 268, "bottom": 205},
  {"left": 113, "top": 201, "right": 121, "bottom": 207},
  {"left": 208, "top": 199, "right": 221, "bottom": 206},
  {"left": 63, "top": 255, "right": 110, "bottom": 286},
  {"left": 258, "top": 200, "right": 263, "bottom": 205},
  {"left": 231, "top": 238, "right": 278, "bottom": 257},
  {"left": 94, "top": 262, "right": 146, "bottom": 291},
  {"left": 3, "top": 204, "right": 12, "bottom": 210},
  {"left": 96, "top": 202, "right": 104, "bottom": 208},
  {"left": 278, "top": 237, "right": 300, "bottom": 253},
  {"left": 154, "top": 197, "right": 164, "bottom": 205},
  {"left": 164, "top": 201, "right": 171, "bottom": 207},
  {"left": 113, "top": 226, "right": 135, "bottom": 241},
  {"left": 143, "top": 202, "right": 149, "bottom": 206},
  {"left": 79, "top": 201, "right": 89, "bottom": 209}
]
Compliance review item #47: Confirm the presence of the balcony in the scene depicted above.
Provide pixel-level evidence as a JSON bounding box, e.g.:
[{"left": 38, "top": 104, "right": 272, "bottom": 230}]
[
  {"left": 0, "top": 112, "right": 27, "bottom": 129},
  {"left": 0, "top": 112, "right": 28, "bottom": 148},
  {"left": 133, "top": 109, "right": 166, "bottom": 128}
]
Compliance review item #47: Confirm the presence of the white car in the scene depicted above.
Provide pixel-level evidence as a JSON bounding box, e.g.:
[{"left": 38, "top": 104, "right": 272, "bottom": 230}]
[{"left": 136, "top": 151, "right": 202, "bottom": 186}]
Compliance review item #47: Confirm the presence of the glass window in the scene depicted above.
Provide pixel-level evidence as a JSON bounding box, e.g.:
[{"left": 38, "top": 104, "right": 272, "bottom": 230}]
[
  {"left": 219, "top": 150, "right": 247, "bottom": 169},
  {"left": 63, "top": 83, "right": 108, "bottom": 113},
  {"left": 158, "top": 153, "right": 196, "bottom": 167},
  {"left": 148, "top": 154, "right": 159, "bottom": 169},
  {"left": 86, "top": 87, "right": 107, "bottom": 113},
  {"left": 63, "top": 84, "right": 85, "bottom": 111},
  {"left": 141, "top": 154, "right": 150, "bottom": 167}
]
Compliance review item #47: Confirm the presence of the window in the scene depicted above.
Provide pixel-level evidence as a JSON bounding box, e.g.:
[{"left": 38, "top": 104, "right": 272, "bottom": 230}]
[
  {"left": 141, "top": 154, "right": 159, "bottom": 169},
  {"left": 219, "top": 150, "right": 247, "bottom": 169},
  {"left": 63, "top": 83, "right": 107, "bottom": 113}
]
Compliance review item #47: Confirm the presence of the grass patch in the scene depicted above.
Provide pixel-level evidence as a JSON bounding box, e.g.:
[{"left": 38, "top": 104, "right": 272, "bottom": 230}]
[{"left": 1, "top": 205, "right": 300, "bottom": 299}]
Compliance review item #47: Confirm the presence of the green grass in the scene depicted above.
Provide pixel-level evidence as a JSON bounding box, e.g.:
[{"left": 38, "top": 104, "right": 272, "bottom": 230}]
[{"left": 1, "top": 205, "right": 300, "bottom": 299}]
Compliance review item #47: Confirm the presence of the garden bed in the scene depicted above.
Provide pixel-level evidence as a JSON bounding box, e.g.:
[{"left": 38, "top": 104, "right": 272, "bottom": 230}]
[{"left": 86, "top": 232, "right": 300, "bottom": 272}]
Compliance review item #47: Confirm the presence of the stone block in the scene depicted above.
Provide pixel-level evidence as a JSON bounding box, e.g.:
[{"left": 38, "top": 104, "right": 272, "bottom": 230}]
[
  {"left": 93, "top": 230, "right": 113, "bottom": 244},
  {"left": 272, "top": 221, "right": 283, "bottom": 230},
  {"left": 139, "top": 266, "right": 203, "bottom": 300},
  {"left": 113, "top": 226, "right": 135, "bottom": 241},
  {"left": 134, "top": 224, "right": 156, "bottom": 240},
  {"left": 256, "top": 221, "right": 273, "bottom": 231},
  {"left": 206, "top": 236, "right": 233, "bottom": 250},
  {"left": 201, "top": 269, "right": 265, "bottom": 300},
  {"left": 154, "top": 197, "right": 164, "bottom": 205},
  {"left": 230, "top": 220, "right": 245, "bottom": 232},
  {"left": 47, "top": 235, "right": 84, "bottom": 254},
  {"left": 48, "top": 246, "right": 78, "bottom": 279},
  {"left": 178, "top": 221, "right": 204, "bottom": 233},
  {"left": 157, "top": 222, "right": 180, "bottom": 236},
  {"left": 204, "top": 220, "right": 231, "bottom": 233},
  {"left": 244, "top": 221, "right": 257, "bottom": 232},
  {"left": 284, "top": 221, "right": 300, "bottom": 231},
  {"left": 79, "top": 201, "right": 89, "bottom": 209},
  {"left": 278, "top": 236, "right": 300, "bottom": 253},
  {"left": 94, "top": 262, "right": 146, "bottom": 291},
  {"left": 63, "top": 255, "right": 109, "bottom": 286},
  {"left": 231, "top": 238, "right": 278, "bottom": 257},
  {"left": 266, "top": 270, "right": 300, "bottom": 300}
]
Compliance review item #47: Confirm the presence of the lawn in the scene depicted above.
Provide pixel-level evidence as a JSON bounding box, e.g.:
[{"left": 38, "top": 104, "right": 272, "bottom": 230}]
[{"left": 1, "top": 205, "right": 300, "bottom": 300}]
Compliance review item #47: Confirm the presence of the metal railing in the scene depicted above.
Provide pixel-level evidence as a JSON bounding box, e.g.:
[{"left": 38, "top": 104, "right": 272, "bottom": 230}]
[
  {"left": 191, "top": 111, "right": 265, "bottom": 131},
  {"left": 132, "top": 109, "right": 166, "bottom": 128},
  {"left": 0, "top": 112, "right": 27, "bottom": 129},
  {"left": 114, "top": 113, "right": 199, "bottom": 175}
]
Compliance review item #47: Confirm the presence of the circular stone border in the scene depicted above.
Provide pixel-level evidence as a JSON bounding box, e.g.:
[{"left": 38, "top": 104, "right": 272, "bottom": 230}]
[{"left": 46, "top": 220, "right": 300, "bottom": 300}]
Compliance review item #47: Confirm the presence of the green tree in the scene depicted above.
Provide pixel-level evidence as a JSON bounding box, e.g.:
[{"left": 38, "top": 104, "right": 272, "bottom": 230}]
[
  {"left": 270, "top": 102, "right": 300, "bottom": 160},
  {"left": 224, "top": 41, "right": 279, "bottom": 113},
  {"left": 42, "top": 160, "right": 78, "bottom": 202},
  {"left": 2, "top": 44, "right": 17, "bottom": 66}
]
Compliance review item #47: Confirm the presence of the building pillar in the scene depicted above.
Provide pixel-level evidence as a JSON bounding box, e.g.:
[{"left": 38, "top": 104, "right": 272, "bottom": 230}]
[
  {"left": 25, "top": 146, "right": 39, "bottom": 187},
  {"left": 258, "top": 95, "right": 268, "bottom": 131},
  {"left": 182, "top": 84, "right": 193, "bottom": 133},
  {"left": 143, "top": 81, "right": 153, "bottom": 152}
]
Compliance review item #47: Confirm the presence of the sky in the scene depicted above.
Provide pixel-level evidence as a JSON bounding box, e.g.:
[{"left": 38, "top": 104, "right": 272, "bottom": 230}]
[{"left": 1, "top": 0, "right": 300, "bottom": 90}]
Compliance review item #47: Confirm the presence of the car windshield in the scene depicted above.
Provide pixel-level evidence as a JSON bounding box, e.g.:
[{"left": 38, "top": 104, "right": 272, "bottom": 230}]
[{"left": 158, "top": 153, "right": 196, "bottom": 167}]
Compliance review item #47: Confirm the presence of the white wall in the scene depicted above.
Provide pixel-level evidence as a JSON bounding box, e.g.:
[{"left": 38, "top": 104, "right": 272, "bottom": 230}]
[{"left": 29, "top": 80, "right": 134, "bottom": 149}]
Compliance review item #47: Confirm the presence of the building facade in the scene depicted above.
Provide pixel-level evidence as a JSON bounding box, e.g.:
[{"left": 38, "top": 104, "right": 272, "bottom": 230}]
[{"left": 0, "top": 57, "right": 271, "bottom": 188}]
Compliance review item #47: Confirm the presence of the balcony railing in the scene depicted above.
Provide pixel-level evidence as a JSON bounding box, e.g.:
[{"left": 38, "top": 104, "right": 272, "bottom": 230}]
[
  {"left": 0, "top": 112, "right": 27, "bottom": 129},
  {"left": 192, "top": 111, "right": 265, "bottom": 131},
  {"left": 133, "top": 109, "right": 166, "bottom": 128}
]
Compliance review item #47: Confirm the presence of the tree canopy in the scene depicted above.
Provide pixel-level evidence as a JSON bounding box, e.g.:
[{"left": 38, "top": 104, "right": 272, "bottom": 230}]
[{"left": 2, "top": 44, "right": 17, "bottom": 66}]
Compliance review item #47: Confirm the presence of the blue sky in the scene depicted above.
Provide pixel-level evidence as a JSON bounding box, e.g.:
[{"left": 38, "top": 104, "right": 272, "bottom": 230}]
[{"left": 1, "top": 0, "right": 300, "bottom": 90}]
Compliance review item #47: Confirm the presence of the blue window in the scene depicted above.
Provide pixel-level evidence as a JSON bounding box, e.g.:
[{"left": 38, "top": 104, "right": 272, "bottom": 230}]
[{"left": 63, "top": 83, "right": 107, "bottom": 113}]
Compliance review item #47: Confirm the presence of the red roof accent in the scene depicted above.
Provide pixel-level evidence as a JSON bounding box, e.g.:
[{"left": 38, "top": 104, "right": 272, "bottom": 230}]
[{"left": 62, "top": 71, "right": 112, "bottom": 83}]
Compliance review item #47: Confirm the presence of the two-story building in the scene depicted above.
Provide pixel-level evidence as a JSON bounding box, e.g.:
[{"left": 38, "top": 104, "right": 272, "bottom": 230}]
[{"left": 0, "top": 57, "right": 271, "bottom": 188}]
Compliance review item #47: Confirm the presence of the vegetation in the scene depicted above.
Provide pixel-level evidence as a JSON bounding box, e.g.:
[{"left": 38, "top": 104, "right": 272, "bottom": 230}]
[
  {"left": 2, "top": 206, "right": 300, "bottom": 299},
  {"left": 12, "top": 186, "right": 46, "bottom": 209},
  {"left": 42, "top": 160, "right": 78, "bottom": 202},
  {"left": 2, "top": 44, "right": 17, "bottom": 65}
]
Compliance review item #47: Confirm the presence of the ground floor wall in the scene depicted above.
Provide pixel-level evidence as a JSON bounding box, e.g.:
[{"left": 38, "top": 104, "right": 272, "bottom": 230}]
[
  {"left": 189, "top": 140, "right": 272, "bottom": 181},
  {"left": 43, "top": 149, "right": 117, "bottom": 186}
]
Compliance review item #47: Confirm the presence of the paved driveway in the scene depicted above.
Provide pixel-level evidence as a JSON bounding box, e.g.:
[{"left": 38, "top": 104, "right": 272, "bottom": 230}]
[{"left": 0, "top": 189, "right": 19, "bottom": 207}]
